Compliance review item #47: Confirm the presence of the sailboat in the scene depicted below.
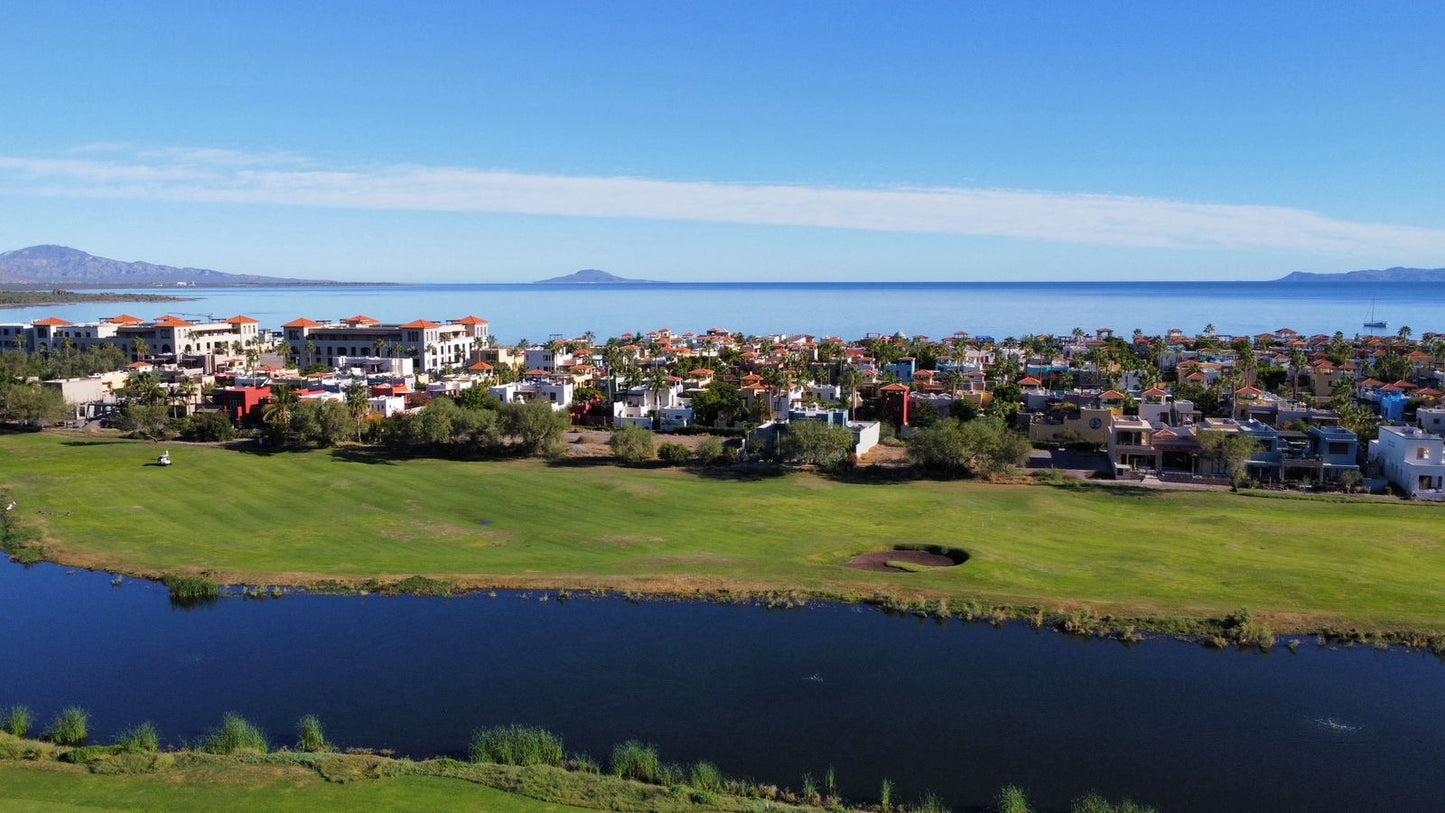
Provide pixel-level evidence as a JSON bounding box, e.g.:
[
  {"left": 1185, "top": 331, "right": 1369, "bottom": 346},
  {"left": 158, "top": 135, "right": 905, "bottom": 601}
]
[{"left": 1363, "top": 298, "right": 1387, "bottom": 330}]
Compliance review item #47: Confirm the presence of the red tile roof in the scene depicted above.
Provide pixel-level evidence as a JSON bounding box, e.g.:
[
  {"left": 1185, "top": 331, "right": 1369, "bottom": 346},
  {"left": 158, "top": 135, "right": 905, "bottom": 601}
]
[
  {"left": 226, "top": 315, "right": 260, "bottom": 324},
  {"left": 398, "top": 319, "right": 441, "bottom": 329},
  {"left": 283, "top": 318, "right": 323, "bottom": 328},
  {"left": 152, "top": 316, "right": 196, "bottom": 328},
  {"left": 452, "top": 315, "right": 489, "bottom": 325},
  {"left": 105, "top": 314, "right": 144, "bottom": 325},
  {"left": 342, "top": 315, "right": 379, "bottom": 325},
  {"left": 468, "top": 361, "right": 493, "bottom": 371},
  {"left": 32, "top": 317, "right": 73, "bottom": 327}
]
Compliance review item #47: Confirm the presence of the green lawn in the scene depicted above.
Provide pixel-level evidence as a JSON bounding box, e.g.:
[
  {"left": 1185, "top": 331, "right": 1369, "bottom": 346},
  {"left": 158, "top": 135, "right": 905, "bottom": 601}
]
[
  {"left": 3, "top": 431, "right": 1444, "bottom": 631},
  {"left": 0, "top": 762, "right": 588, "bottom": 812}
]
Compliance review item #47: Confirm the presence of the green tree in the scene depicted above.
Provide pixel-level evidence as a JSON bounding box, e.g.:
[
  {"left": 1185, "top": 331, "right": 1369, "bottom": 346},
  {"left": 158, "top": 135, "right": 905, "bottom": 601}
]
[
  {"left": 1196, "top": 430, "right": 1257, "bottom": 489},
  {"left": 780, "top": 420, "right": 856, "bottom": 469},
  {"left": 114, "top": 402, "right": 174, "bottom": 439},
  {"left": 0, "top": 382, "right": 67, "bottom": 427},
  {"left": 502, "top": 401, "right": 569, "bottom": 456},
  {"left": 908, "top": 415, "right": 1031, "bottom": 478}
]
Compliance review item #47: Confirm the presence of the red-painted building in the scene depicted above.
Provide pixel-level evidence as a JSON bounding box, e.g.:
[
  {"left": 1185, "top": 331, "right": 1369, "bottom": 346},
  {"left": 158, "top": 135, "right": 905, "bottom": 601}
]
[{"left": 215, "top": 386, "right": 271, "bottom": 423}]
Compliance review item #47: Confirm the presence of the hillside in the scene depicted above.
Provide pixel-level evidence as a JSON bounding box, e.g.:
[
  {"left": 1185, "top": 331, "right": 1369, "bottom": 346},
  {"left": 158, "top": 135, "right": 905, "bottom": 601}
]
[
  {"left": 0, "top": 245, "right": 326, "bottom": 287},
  {"left": 1276, "top": 266, "right": 1445, "bottom": 283}
]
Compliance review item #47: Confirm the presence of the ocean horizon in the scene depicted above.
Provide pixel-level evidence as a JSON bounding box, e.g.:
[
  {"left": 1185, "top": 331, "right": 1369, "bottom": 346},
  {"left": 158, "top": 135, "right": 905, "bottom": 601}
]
[{"left": 4, "top": 280, "right": 1440, "bottom": 345}]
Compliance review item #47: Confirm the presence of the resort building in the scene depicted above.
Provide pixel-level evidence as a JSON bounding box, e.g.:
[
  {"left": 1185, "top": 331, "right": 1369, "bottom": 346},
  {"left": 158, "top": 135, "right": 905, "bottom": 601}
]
[
  {"left": 3, "top": 314, "right": 263, "bottom": 360},
  {"left": 281, "top": 315, "right": 489, "bottom": 373}
]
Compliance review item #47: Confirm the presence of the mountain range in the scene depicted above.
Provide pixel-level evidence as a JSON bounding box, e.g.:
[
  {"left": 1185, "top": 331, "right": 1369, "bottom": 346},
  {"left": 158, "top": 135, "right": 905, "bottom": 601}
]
[
  {"left": 0, "top": 245, "right": 326, "bottom": 287},
  {"left": 1276, "top": 266, "right": 1445, "bottom": 283}
]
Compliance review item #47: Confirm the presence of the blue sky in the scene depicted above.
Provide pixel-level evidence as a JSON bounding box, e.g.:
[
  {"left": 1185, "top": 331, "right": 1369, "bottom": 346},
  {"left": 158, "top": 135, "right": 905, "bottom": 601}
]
[{"left": 2, "top": 2, "right": 1443, "bottom": 282}]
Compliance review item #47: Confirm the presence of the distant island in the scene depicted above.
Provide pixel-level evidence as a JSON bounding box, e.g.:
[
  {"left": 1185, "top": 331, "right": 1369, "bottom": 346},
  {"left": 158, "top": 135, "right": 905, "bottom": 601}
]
[
  {"left": 1276, "top": 266, "right": 1445, "bottom": 283},
  {"left": 0, "top": 288, "right": 193, "bottom": 309},
  {"left": 534, "top": 269, "right": 660, "bottom": 284},
  {"left": 0, "top": 245, "right": 370, "bottom": 288}
]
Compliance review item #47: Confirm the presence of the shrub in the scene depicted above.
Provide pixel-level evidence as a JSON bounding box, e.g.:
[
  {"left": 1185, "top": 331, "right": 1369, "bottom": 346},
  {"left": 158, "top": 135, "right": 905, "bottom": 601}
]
[
  {"left": 202, "top": 713, "right": 268, "bottom": 754},
  {"left": 2, "top": 705, "right": 33, "bottom": 738},
  {"left": 470, "top": 725, "right": 564, "bottom": 767},
  {"left": 115, "top": 721, "right": 159, "bottom": 753},
  {"left": 609, "top": 425, "right": 656, "bottom": 464},
  {"left": 296, "top": 714, "right": 330, "bottom": 753},
  {"left": 182, "top": 411, "right": 236, "bottom": 442},
  {"left": 996, "top": 784, "right": 1031, "bottom": 813},
  {"left": 656, "top": 442, "right": 692, "bottom": 465},
  {"left": 693, "top": 435, "right": 725, "bottom": 464},
  {"left": 611, "top": 739, "right": 661, "bottom": 783},
  {"left": 47, "top": 707, "right": 88, "bottom": 746}
]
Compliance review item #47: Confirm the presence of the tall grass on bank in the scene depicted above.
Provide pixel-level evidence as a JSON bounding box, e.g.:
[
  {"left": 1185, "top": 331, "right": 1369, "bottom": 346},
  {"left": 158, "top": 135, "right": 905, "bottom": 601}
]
[
  {"left": 689, "top": 760, "right": 722, "bottom": 793},
  {"left": 1070, "top": 793, "right": 1157, "bottom": 813},
  {"left": 160, "top": 574, "right": 221, "bottom": 606},
  {"left": 610, "top": 740, "right": 661, "bottom": 783},
  {"left": 201, "top": 713, "right": 268, "bottom": 754},
  {"left": 114, "top": 721, "right": 159, "bottom": 753},
  {"left": 996, "top": 784, "right": 1031, "bottom": 813},
  {"left": 46, "top": 708, "right": 88, "bottom": 746},
  {"left": 469, "top": 725, "right": 564, "bottom": 767},
  {"left": 296, "top": 715, "right": 331, "bottom": 753},
  {"left": 2, "top": 705, "right": 32, "bottom": 738}
]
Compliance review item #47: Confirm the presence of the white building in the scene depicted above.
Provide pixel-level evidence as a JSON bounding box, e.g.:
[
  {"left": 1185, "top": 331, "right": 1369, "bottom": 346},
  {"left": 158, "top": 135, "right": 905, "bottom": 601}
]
[
  {"left": 489, "top": 376, "right": 574, "bottom": 412},
  {"left": 1370, "top": 425, "right": 1445, "bottom": 500}
]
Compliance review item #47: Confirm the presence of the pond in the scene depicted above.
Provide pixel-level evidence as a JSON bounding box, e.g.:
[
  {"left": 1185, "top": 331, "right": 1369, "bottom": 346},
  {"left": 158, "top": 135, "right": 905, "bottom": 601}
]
[{"left": 1, "top": 558, "right": 1442, "bottom": 812}]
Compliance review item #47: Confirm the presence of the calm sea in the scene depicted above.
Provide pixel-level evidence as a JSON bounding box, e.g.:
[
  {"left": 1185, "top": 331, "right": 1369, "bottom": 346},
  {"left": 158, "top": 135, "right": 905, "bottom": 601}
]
[{"left": 4, "top": 281, "right": 1440, "bottom": 343}]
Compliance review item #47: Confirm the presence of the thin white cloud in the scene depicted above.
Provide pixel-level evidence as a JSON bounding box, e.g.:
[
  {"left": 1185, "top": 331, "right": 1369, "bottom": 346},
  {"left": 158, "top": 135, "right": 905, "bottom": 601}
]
[{"left": 1, "top": 148, "right": 1442, "bottom": 256}]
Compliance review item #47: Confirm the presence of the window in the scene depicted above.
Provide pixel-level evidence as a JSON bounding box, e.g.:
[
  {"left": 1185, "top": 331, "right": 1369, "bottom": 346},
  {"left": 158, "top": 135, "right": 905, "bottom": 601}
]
[
  {"left": 1328, "top": 442, "right": 1348, "bottom": 455},
  {"left": 1419, "top": 448, "right": 1430, "bottom": 460}
]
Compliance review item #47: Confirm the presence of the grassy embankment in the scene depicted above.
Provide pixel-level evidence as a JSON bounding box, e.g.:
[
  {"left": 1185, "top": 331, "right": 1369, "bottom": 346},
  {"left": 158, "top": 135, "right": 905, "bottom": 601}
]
[
  {"left": 3, "top": 431, "right": 1445, "bottom": 637},
  {"left": 0, "top": 730, "right": 791, "bottom": 812}
]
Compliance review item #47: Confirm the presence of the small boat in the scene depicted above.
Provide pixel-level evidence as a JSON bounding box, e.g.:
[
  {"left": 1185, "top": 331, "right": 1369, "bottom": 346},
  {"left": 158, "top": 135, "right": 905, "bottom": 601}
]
[{"left": 1363, "top": 298, "right": 1387, "bottom": 330}]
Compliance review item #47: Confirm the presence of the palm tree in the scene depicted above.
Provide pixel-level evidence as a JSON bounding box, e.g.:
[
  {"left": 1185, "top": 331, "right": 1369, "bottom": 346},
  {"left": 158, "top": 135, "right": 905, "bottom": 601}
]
[
  {"left": 1289, "top": 347, "right": 1309, "bottom": 400},
  {"left": 645, "top": 368, "right": 669, "bottom": 430},
  {"left": 123, "top": 372, "right": 166, "bottom": 406},
  {"left": 1398, "top": 325, "right": 1413, "bottom": 342},
  {"left": 263, "top": 385, "right": 298, "bottom": 431},
  {"left": 344, "top": 381, "right": 370, "bottom": 441},
  {"left": 304, "top": 341, "right": 318, "bottom": 368},
  {"left": 374, "top": 338, "right": 387, "bottom": 358},
  {"left": 172, "top": 376, "right": 197, "bottom": 420},
  {"left": 130, "top": 337, "right": 150, "bottom": 361}
]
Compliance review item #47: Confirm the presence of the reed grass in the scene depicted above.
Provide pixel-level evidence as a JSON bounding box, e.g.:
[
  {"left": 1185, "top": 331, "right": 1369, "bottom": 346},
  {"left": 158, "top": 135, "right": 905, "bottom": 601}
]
[
  {"left": 996, "top": 784, "right": 1031, "bottom": 813},
  {"left": 610, "top": 739, "right": 661, "bottom": 783},
  {"left": 295, "top": 714, "right": 330, "bottom": 753},
  {"left": 201, "top": 713, "right": 268, "bottom": 754},
  {"left": 115, "top": 721, "right": 159, "bottom": 753},
  {"left": 1, "top": 705, "right": 31, "bottom": 738},
  {"left": 469, "top": 725, "right": 564, "bottom": 767},
  {"left": 47, "top": 707, "right": 88, "bottom": 746}
]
